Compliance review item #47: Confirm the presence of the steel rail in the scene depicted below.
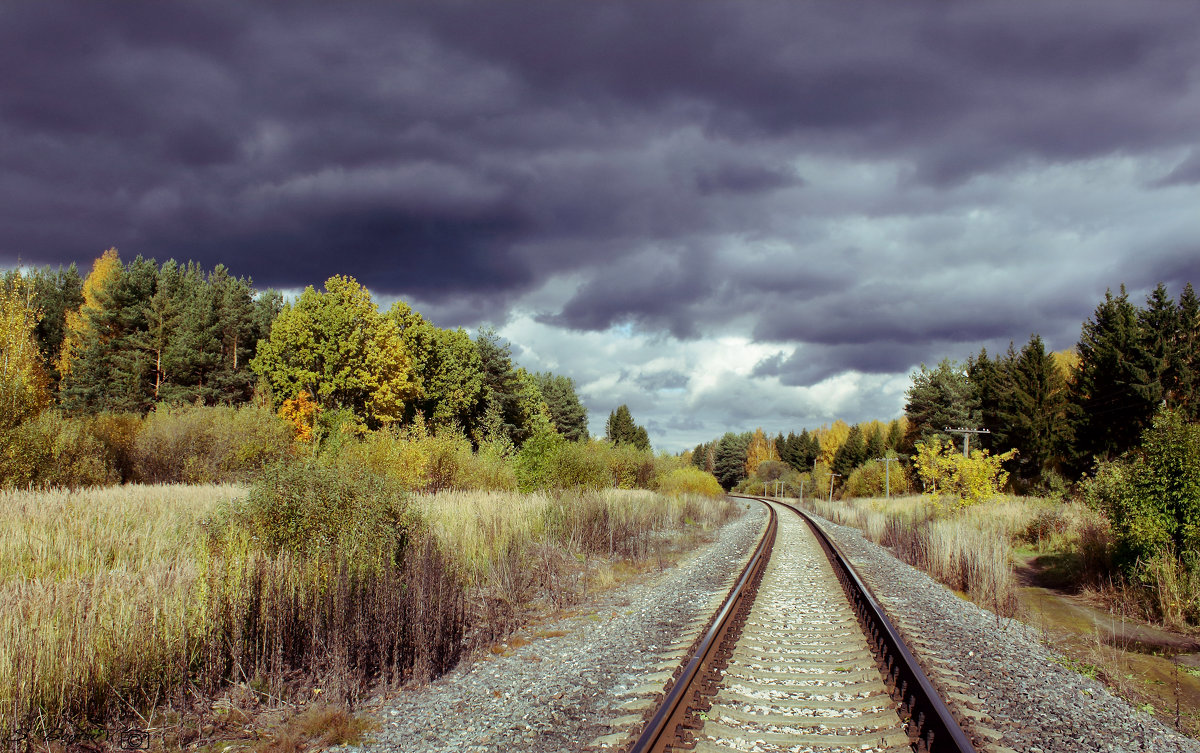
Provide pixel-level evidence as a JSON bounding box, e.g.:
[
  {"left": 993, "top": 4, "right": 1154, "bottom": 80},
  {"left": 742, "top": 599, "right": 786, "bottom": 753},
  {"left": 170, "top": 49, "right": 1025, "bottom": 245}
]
[
  {"left": 768, "top": 496, "right": 978, "bottom": 753},
  {"left": 627, "top": 498, "right": 778, "bottom": 753}
]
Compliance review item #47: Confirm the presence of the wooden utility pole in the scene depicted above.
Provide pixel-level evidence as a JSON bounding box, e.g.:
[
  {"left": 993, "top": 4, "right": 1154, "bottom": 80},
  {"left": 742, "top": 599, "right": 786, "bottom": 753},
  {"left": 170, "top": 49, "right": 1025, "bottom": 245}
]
[
  {"left": 828, "top": 473, "right": 841, "bottom": 503},
  {"left": 944, "top": 426, "right": 990, "bottom": 457}
]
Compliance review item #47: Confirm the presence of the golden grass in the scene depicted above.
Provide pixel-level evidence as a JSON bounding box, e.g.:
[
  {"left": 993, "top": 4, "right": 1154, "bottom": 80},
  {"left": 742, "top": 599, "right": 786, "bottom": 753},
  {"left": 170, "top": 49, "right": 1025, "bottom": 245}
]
[
  {"left": 0, "top": 484, "right": 242, "bottom": 735},
  {"left": 798, "top": 493, "right": 1094, "bottom": 615},
  {"left": 2, "top": 483, "right": 737, "bottom": 742}
]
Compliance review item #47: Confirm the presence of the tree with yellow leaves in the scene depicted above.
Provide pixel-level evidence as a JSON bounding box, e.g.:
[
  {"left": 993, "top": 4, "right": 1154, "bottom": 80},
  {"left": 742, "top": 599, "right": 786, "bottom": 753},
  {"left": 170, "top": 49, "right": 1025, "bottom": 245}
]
[
  {"left": 57, "top": 247, "right": 121, "bottom": 379},
  {"left": 1, "top": 273, "right": 48, "bottom": 432},
  {"left": 813, "top": 420, "right": 850, "bottom": 464},
  {"left": 743, "top": 427, "right": 780, "bottom": 477},
  {"left": 251, "top": 275, "right": 418, "bottom": 429},
  {"left": 279, "top": 390, "right": 319, "bottom": 443}
]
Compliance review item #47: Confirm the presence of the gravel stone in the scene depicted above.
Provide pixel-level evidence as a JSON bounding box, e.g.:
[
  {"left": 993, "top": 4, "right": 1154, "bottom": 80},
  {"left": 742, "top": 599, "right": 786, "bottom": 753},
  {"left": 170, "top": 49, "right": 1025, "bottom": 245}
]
[
  {"left": 356, "top": 504, "right": 767, "bottom": 752},
  {"left": 804, "top": 509, "right": 1200, "bottom": 753},
  {"left": 350, "top": 500, "right": 1200, "bottom": 753}
]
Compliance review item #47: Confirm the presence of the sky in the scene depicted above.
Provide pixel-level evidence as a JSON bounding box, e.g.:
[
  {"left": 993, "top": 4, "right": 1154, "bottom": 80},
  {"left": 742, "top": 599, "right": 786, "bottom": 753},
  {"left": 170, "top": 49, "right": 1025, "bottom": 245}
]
[{"left": 3, "top": 2, "right": 1200, "bottom": 452}]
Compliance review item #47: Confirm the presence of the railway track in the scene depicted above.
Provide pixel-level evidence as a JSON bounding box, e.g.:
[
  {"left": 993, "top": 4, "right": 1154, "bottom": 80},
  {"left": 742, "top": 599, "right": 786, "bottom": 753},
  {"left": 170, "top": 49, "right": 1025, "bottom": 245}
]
[{"left": 627, "top": 497, "right": 976, "bottom": 753}]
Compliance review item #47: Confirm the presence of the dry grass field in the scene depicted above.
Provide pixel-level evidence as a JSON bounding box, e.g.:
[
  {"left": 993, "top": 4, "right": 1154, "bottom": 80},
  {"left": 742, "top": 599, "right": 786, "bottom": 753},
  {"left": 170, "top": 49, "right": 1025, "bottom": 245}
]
[{"left": 0, "top": 483, "right": 737, "bottom": 745}]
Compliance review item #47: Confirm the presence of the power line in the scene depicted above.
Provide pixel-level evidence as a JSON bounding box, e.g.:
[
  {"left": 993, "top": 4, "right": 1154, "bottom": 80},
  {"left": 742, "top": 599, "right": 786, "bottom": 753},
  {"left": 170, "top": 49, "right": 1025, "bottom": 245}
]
[{"left": 944, "top": 426, "right": 990, "bottom": 457}]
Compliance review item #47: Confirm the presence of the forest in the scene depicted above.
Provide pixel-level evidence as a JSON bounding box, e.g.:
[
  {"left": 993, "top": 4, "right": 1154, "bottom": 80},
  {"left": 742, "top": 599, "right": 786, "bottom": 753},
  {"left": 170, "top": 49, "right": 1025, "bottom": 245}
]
[{"left": 0, "top": 248, "right": 713, "bottom": 495}]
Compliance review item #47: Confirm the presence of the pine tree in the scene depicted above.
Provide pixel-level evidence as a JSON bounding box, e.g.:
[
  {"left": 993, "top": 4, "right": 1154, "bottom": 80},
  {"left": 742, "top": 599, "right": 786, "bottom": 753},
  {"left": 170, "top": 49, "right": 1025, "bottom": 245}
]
[
  {"left": 1175, "top": 283, "right": 1200, "bottom": 419},
  {"left": 904, "top": 359, "right": 980, "bottom": 448},
  {"left": 605, "top": 404, "right": 649, "bottom": 450},
  {"left": 999, "top": 334, "right": 1069, "bottom": 483},
  {"left": 832, "top": 424, "right": 866, "bottom": 477},
  {"left": 1070, "top": 287, "right": 1153, "bottom": 468}
]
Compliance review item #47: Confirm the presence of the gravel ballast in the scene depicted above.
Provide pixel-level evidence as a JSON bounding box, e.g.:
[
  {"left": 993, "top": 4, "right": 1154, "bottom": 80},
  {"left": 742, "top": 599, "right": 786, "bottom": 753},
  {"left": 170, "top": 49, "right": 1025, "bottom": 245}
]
[
  {"left": 358, "top": 503, "right": 767, "bottom": 753},
  {"left": 355, "top": 499, "right": 1200, "bottom": 753},
  {"left": 804, "top": 509, "right": 1200, "bottom": 753}
]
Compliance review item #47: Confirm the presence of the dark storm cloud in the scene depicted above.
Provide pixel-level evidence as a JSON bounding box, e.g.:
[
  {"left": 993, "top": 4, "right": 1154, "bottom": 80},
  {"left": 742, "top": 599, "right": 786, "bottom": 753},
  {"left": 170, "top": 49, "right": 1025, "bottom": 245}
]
[{"left": 2, "top": 0, "right": 1200, "bottom": 398}]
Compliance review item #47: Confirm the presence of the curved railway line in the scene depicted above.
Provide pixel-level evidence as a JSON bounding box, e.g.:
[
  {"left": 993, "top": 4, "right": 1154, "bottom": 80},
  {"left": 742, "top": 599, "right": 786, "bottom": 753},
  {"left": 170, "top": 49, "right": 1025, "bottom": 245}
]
[{"left": 627, "top": 497, "right": 977, "bottom": 753}]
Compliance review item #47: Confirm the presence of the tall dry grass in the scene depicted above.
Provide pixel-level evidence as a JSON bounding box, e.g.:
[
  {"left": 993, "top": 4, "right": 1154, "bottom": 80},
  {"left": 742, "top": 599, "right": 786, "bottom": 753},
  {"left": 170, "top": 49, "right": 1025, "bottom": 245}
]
[
  {"left": 0, "top": 482, "right": 463, "bottom": 741},
  {"left": 799, "top": 494, "right": 1110, "bottom": 617},
  {"left": 3, "top": 482, "right": 738, "bottom": 741},
  {"left": 417, "top": 489, "right": 738, "bottom": 640}
]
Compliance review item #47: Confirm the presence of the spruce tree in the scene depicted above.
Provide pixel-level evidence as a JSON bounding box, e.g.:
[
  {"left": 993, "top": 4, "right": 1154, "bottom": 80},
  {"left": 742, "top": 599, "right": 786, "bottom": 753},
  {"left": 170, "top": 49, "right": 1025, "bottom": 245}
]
[
  {"left": 536, "top": 372, "right": 589, "bottom": 442},
  {"left": 968, "top": 347, "right": 1003, "bottom": 450},
  {"left": 999, "top": 334, "right": 1069, "bottom": 483},
  {"left": 904, "top": 359, "right": 980, "bottom": 448},
  {"left": 1175, "top": 283, "right": 1200, "bottom": 419},
  {"left": 832, "top": 424, "right": 866, "bottom": 477},
  {"left": 714, "top": 431, "right": 750, "bottom": 490},
  {"left": 864, "top": 425, "right": 885, "bottom": 460},
  {"left": 605, "top": 404, "right": 649, "bottom": 450},
  {"left": 1070, "top": 287, "right": 1152, "bottom": 468}
]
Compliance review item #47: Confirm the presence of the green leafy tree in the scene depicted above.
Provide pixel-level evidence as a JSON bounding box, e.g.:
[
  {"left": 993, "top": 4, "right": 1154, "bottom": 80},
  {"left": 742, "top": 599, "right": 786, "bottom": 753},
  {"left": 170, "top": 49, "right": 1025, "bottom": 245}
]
[
  {"left": 251, "top": 275, "right": 417, "bottom": 428},
  {"left": 389, "top": 302, "right": 485, "bottom": 433}
]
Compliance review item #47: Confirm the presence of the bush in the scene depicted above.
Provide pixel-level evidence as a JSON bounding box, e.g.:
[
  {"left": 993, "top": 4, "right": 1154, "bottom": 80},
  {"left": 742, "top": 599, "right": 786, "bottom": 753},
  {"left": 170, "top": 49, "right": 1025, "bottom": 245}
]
[
  {"left": 1086, "top": 409, "right": 1200, "bottom": 584},
  {"left": 913, "top": 440, "right": 1014, "bottom": 508},
  {"left": 656, "top": 466, "right": 724, "bottom": 498},
  {"left": 87, "top": 413, "right": 142, "bottom": 483},
  {"left": 0, "top": 412, "right": 116, "bottom": 489},
  {"left": 514, "top": 424, "right": 565, "bottom": 492},
  {"left": 843, "top": 458, "right": 911, "bottom": 499},
  {"left": 456, "top": 440, "right": 518, "bottom": 491},
  {"left": 240, "top": 459, "right": 410, "bottom": 560},
  {"left": 602, "top": 442, "right": 655, "bottom": 489},
  {"left": 135, "top": 403, "right": 295, "bottom": 484},
  {"left": 544, "top": 440, "right": 610, "bottom": 491}
]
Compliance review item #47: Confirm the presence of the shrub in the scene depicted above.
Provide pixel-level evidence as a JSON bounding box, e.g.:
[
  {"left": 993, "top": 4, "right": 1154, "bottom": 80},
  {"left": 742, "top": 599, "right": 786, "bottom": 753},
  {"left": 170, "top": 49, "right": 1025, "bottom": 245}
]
[
  {"left": 0, "top": 412, "right": 116, "bottom": 489},
  {"left": 1086, "top": 409, "right": 1200, "bottom": 594},
  {"left": 87, "top": 412, "right": 142, "bottom": 483},
  {"left": 656, "top": 466, "right": 724, "bottom": 498},
  {"left": 843, "top": 458, "right": 911, "bottom": 499},
  {"left": 544, "top": 440, "right": 610, "bottom": 491},
  {"left": 602, "top": 441, "right": 655, "bottom": 489},
  {"left": 515, "top": 424, "right": 565, "bottom": 492},
  {"left": 135, "top": 403, "right": 294, "bottom": 484},
  {"left": 239, "top": 459, "right": 410, "bottom": 560},
  {"left": 913, "top": 439, "right": 1014, "bottom": 508},
  {"left": 456, "top": 440, "right": 518, "bottom": 491}
]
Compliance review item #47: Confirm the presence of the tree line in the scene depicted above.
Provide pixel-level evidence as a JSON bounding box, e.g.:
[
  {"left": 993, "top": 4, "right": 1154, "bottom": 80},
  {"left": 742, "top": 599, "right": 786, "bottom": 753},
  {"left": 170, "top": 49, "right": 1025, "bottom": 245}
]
[
  {"left": 688, "top": 419, "right": 906, "bottom": 493},
  {"left": 904, "top": 282, "right": 1200, "bottom": 491},
  {"left": 2, "top": 248, "right": 590, "bottom": 450}
]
